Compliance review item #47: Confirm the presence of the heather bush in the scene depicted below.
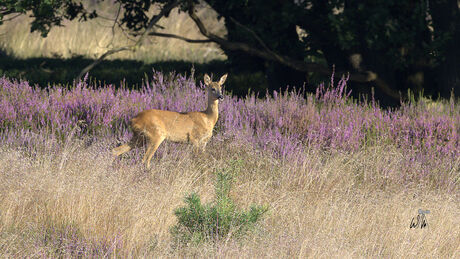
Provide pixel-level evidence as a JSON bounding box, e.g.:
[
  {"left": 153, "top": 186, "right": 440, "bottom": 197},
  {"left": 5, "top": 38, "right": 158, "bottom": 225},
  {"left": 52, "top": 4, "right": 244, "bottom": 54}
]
[
  {"left": 0, "top": 69, "right": 458, "bottom": 188},
  {"left": 0, "top": 70, "right": 459, "bottom": 257}
]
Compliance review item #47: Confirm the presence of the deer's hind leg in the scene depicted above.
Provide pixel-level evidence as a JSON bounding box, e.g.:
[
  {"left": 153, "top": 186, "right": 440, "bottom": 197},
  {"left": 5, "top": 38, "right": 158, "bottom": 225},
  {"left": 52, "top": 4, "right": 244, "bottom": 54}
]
[
  {"left": 142, "top": 132, "right": 165, "bottom": 169},
  {"left": 112, "top": 144, "right": 131, "bottom": 156},
  {"left": 112, "top": 130, "right": 144, "bottom": 156}
]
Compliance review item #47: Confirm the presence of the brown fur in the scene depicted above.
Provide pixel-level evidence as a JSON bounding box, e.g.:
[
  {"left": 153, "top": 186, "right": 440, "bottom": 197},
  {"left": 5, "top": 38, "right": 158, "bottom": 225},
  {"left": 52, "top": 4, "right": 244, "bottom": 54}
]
[{"left": 112, "top": 73, "right": 227, "bottom": 168}]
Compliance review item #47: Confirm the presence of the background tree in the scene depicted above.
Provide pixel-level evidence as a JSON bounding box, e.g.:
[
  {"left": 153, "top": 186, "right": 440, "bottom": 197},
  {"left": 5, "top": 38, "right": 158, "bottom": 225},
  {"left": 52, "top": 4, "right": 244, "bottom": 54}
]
[
  {"left": 0, "top": 0, "right": 96, "bottom": 36},
  {"left": 0, "top": 0, "right": 458, "bottom": 103},
  {"left": 430, "top": 0, "right": 460, "bottom": 97},
  {"left": 205, "top": 0, "right": 307, "bottom": 91},
  {"left": 294, "top": 0, "right": 459, "bottom": 99},
  {"left": 202, "top": 0, "right": 459, "bottom": 101}
]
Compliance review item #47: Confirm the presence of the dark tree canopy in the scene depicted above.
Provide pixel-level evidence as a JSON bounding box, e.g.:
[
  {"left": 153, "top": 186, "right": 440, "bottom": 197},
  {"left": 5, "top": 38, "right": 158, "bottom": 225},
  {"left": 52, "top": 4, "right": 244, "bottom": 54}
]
[
  {"left": 0, "top": 0, "right": 97, "bottom": 37},
  {"left": 0, "top": 0, "right": 458, "bottom": 102}
]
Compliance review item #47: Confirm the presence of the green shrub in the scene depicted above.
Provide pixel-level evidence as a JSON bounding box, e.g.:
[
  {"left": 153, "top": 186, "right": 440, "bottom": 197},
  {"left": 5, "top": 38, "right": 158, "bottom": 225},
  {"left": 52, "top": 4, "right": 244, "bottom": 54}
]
[{"left": 170, "top": 171, "right": 267, "bottom": 246}]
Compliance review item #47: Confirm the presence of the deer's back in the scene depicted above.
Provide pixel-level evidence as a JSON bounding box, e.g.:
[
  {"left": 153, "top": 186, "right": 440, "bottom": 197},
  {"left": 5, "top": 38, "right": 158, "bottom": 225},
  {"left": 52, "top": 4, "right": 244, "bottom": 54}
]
[{"left": 131, "top": 109, "right": 211, "bottom": 143}]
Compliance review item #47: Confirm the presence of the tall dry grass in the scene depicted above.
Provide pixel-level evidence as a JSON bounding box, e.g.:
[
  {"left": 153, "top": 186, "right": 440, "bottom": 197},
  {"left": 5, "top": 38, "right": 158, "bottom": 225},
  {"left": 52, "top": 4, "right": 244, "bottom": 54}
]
[
  {"left": 0, "top": 2, "right": 226, "bottom": 63},
  {"left": 0, "top": 136, "right": 459, "bottom": 257},
  {"left": 0, "top": 72, "right": 458, "bottom": 257}
]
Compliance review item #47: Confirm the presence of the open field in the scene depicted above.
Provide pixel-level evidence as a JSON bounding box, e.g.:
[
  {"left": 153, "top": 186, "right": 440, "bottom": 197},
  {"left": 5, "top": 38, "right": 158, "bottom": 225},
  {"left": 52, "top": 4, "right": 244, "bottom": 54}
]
[
  {"left": 0, "top": 72, "right": 459, "bottom": 257},
  {"left": 0, "top": 2, "right": 226, "bottom": 63}
]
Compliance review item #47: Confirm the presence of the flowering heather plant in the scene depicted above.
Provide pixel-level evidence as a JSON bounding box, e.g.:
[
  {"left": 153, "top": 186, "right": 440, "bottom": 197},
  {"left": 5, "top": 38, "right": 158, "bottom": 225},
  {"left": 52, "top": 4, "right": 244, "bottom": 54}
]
[
  {"left": 0, "top": 70, "right": 458, "bottom": 171},
  {"left": 1, "top": 70, "right": 459, "bottom": 257}
]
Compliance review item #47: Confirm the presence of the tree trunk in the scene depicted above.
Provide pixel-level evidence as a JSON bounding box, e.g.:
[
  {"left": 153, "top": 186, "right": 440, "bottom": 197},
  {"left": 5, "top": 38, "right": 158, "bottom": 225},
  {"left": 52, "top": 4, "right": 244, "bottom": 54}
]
[
  {"left": 217, "top": 1, "right": 307, "bottom": 92},
  {"left": 430, "top": 0, "right": 460, "bottom": 97}
]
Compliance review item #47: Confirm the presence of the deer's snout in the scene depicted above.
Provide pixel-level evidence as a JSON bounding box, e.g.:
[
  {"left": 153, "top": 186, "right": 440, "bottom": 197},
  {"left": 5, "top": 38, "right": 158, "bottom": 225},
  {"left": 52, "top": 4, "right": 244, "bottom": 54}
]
[{"left": 218, "top": 94, "right": 224, "bottom": 100}]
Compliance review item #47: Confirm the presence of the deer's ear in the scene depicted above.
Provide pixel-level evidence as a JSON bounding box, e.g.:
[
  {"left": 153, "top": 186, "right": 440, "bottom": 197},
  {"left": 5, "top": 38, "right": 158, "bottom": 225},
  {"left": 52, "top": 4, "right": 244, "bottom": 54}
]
[
  {"left": 204, "top": 74, "right": 211, "bottom": 85},
  {"left": 219, "top": 73, "right": 228, "bottom": 85}
]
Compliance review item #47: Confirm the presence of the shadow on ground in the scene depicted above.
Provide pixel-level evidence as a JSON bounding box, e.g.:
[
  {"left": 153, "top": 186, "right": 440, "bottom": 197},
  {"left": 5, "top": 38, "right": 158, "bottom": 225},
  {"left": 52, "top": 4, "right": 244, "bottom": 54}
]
[{"left": 0, "top": 55, "right": 270, "bottom": 97}]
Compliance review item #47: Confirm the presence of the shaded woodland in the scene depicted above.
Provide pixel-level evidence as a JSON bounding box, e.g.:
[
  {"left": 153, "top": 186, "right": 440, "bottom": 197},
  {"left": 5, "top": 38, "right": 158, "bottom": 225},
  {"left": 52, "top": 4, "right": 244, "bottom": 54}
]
[{"left": 0, "top": 0, "right": 459, "bottom": 105}]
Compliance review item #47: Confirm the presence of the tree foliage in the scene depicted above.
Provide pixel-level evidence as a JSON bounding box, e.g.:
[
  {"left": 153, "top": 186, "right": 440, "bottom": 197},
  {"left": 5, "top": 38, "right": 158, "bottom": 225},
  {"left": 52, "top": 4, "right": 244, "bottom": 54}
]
[
  {"left": 294, "top": 0, "right": 457, "bottom": 97},
  {"left": 0, "top": 0, "right": 458, "bottom": 101},
  {"left": 0, "top": 0, "right": 96, "bottom": 37}
]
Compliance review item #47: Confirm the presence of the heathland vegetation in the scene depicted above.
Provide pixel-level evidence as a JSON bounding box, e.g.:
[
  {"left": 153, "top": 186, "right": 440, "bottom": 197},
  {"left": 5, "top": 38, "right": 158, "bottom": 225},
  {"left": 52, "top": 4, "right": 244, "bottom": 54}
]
[
  {"left": 0, "top": 71, "right": 458, "bottom": 257},
  {"left": 0, "top": 0, "right": 459, "bottom": 257}
]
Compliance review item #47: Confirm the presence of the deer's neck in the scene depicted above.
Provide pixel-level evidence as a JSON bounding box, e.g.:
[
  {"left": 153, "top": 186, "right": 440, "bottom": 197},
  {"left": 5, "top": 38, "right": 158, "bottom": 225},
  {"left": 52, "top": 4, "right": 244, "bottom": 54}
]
[{"left": 205, "top": 98, "right": 219, "bottom": 125}]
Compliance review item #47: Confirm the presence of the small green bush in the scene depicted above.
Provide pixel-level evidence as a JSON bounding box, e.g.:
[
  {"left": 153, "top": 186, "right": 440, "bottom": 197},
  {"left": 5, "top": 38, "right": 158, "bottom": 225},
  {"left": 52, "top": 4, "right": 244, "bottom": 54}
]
[{"left": 170, "top": 171, "right": 267, "bottom": 246}]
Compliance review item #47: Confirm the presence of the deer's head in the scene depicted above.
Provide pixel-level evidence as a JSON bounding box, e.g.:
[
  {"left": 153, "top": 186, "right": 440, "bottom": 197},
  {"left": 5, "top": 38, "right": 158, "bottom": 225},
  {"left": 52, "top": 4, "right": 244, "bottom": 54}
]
[{"left": 204, "top": 73, "right": 227, "bottom": 101}]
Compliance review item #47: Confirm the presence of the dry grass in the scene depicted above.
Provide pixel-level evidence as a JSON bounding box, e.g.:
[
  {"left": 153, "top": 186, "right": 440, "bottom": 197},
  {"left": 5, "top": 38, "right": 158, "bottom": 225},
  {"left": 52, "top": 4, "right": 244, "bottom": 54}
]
[
  {"left": 0, "top": 137, "right": 458, "bottom": 258},
  {"left": 0, "top": 2, "right": 226, "bottom": 63}
]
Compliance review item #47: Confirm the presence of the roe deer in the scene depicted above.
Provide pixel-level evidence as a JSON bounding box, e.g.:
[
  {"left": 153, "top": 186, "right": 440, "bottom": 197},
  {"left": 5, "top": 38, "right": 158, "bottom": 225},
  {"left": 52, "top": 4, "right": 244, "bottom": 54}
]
[{"left": 112, "top": 73, "right": 227, "bottom": 168}]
